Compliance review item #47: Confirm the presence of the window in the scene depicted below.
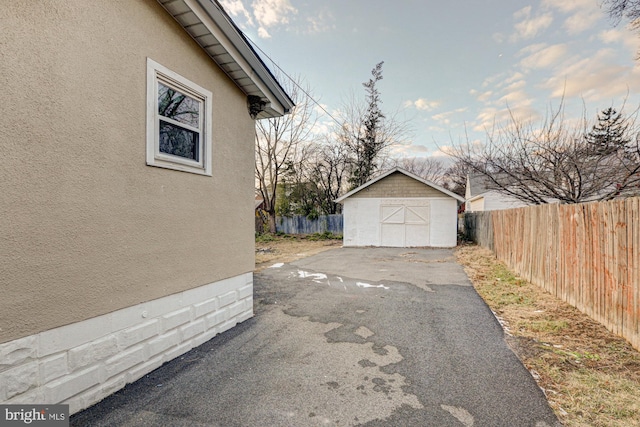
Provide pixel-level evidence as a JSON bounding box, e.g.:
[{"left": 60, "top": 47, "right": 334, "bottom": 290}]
[{"left": 147, "top": 58, "right": 212, "bottom": 175}]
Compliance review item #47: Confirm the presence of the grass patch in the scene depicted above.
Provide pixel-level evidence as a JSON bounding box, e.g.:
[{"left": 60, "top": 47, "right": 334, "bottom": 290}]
[
  {"left": 529, "top": 320, "right": 569, "bottom": 333},
  {"left": 456, "top": 244, "right": 640, "bottom": 427},
  {"left": 306, "top": 231, "right": 343, "bottom": 241}
]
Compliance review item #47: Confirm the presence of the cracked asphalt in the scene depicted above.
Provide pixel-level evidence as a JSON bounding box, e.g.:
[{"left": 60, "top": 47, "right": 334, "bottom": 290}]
[{"left": 71, "top": 247, "right": 560, "bottom": 427}]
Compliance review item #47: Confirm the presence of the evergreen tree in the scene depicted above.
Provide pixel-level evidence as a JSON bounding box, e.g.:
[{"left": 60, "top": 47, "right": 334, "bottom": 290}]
[
  {"left": 348, "top": 62, "right": 386, "bottom": 188},
  {"left": 586, "top": 107, "right": 630, "bottom": 155}
]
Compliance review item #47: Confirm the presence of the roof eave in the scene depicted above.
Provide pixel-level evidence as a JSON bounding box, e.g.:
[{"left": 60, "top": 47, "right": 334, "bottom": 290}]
[{"left": 157, "top": 0, "right": 294, "bottom": 119}]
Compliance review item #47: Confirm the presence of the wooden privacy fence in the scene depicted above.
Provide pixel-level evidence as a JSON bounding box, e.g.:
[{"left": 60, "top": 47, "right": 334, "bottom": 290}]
[
  {"left": 465, "top": 198, "right": 640, "bottom": 351},
  {"left": 275, "top": 214, "right": 343, "bottom": 235}
]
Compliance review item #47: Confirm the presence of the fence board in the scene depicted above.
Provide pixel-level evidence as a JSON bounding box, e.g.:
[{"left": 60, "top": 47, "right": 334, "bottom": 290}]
[
  {"left": 275, "top": 215, "right": 343, "bottom": 235},
  {"left": 465, "top": 197, "right": 640, "bottom": 351}
]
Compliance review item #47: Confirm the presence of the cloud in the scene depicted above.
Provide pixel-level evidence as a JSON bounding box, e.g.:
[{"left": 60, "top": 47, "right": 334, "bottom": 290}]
[
  {"left": 253, "top": 0, "right": 296, "bottom": 26},
  {"left": 410, "top": 98, "right": 441, "bottom": 111},
  {"left": 542, "top": 0, "right": 601, "bottom": 35},
  {"left": 497, "top": 89, "right": 532, "bottom": 106},
  {"left": 514, "top": 6, "right": 532, "bottom": 21},
  {"left": 563, "top": 12, "right": 599, "bottom": 34},
  {"left": 389, "top": 143, "right": 431, "bottom": 157},
  {"left": 306, "top": 11, "right": 335, "bottom": 34},
  {"left": 541, "top": 48, "right": 640, "bottom": 101},
  {"left": 222, "top": 0, "right": 297, "bottom": 38},
  {"left": 504, "top": 79, "right": 527, "bottom": 93},
  {"left": 599, "top": 27, "right": 640, "bottom": 55},
  {"left": 506, "top": 72, "right": 526, "bottom": 84},
  {"left": 519, "top": 43, "right": 569, "bottom": 70},
  {"left": 510, "top": 7, "right": 553, "bottom": 42},
  {"left": 431, "top": 107, "right": 468, "bottom": 125},
  {"left": 481, "top": 73, "right": 506, "bottom": 89},
  {"left": 252, "top": 0, "right": 297, "bottom": 37},
  {"left": 473, "top": 105, "right": 541, "bottom": 132},
  {"left": 219, "top": 0, "right": 254, "bottom": 25},
  {"left": 470, "top": 89, "right": 494, "bottom": 103}
]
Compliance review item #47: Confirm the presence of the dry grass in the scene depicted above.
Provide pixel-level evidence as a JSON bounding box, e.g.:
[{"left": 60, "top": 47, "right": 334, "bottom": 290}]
[
  {"left": 456, "top": 244, "right": 640, "bottom": 427},
  {"left": 255, "top": 234, "right": 342, "bottom": 271}
]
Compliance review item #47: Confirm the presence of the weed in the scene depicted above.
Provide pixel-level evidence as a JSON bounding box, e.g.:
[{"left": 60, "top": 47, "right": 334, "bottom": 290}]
[
  {"left": 306, "top": 231, "right": 343, "bottom": 241},
  {"left": 530, "top": 320, "right": 569, "bottom": 333},
  {"left": 255, "top": 233, "right": 277, "bottom": 243}
]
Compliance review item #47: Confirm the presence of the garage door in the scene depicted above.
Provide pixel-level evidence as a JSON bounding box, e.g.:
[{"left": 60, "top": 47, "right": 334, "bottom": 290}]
[{"left": 380, "top": 201, "right": 430, "bottom": 247}]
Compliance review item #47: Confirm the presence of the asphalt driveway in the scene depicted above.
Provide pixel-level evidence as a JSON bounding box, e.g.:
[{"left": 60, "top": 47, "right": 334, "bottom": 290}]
[{"left": 71, "top": 247, "right": 560, "bottom": 426}]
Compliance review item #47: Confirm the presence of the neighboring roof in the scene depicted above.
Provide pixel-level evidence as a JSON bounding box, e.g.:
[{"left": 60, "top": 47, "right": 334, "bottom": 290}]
[
  {"left": 335, "top": 167, "right": 465, "bottom": 203},
  {"left": 158, "top": 0, "right": 294, "bottom": 118},
  {"left": 466, "top": 174, "right": 492, "bottom": 198}
]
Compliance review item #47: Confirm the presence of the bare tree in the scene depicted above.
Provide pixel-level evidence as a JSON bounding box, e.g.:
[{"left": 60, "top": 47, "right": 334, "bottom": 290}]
[
  {"left": 603, "top": 0, "right": 640, "bottom": 57},
  {"left": 442, "top": 160, "right": 475, "bottom": 197},
  {"left": 255, "top": 75, "right": 317, "bottom": 232},
  {"left": 448, "top": 104, "right": 640, "bottom": 204},
  {"left": 275, "top": 142, "right": 319, "bottom": 217},
  {"left": 384, "top": 156, "right": 447, "bottom": 185},
  {"left": 604, "top": 0, "right": 640, "bottom": 24},
  {"left": 308, "top": 139, "right": 351, "bottom": 214}
]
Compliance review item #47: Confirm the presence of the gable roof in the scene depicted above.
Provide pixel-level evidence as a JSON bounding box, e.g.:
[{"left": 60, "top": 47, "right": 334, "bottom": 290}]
[
  {"left": 466, "top": 174, "right": 493, "bottom": 198},
  {"left": 158, "top": 0, "right": 294, "bottom": 118},
  {"left": 335, "top": 167, "right": 465, "bottom": 203}
]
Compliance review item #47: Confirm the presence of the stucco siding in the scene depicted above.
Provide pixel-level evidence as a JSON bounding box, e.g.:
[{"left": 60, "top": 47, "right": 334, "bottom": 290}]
[
  {"left": 350, "top": 172, "right": 448, "bottom": 198},
  {"left": 0, "top": 0, "right": 255, "bottom": 343}
]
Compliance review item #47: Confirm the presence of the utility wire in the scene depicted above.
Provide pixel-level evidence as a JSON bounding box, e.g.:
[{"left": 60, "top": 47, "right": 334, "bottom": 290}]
[{"left": 242, "top": 31, "right": 343, "bottom": 127}]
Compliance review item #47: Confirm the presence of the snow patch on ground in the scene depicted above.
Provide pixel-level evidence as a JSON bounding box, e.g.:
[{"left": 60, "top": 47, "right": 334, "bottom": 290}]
[
  {"left": 297, "top": 270, "right": 328, "bottom": 283},
  {"left": 356, "top": 282, "right": 390, "bottom": 290}
]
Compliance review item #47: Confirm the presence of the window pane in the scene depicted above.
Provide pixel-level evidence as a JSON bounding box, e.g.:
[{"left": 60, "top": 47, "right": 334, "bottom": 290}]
[
  {"left": 159, "top": 121, "right": 199, "bottom": 161},
  {"left": 158, "top": 82, "right": 200, "bottom": 128}
]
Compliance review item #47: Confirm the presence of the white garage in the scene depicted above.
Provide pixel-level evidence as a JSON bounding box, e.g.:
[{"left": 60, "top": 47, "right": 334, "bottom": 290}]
[{"left": 335, "top": 168, "right": 464, "bottom": 248}]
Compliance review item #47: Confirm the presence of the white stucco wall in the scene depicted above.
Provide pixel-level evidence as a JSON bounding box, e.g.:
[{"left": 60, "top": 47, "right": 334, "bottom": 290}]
[{"left": 342, "top": 197, "right": 458, "bottom": 248}]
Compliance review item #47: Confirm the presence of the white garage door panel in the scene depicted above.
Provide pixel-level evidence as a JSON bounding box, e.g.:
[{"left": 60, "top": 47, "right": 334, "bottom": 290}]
[
  {"left": 405, "top": 206, "right": 429, "bottom": 224},
  {"left": 381, "top": 223, "right": 405, "bottom": 247},
  {"left": 379, "top": 202, "right": 430, "bottom": 247},
  {"left": 405, "top": 224, "right": 429, "bottom": 247},
  {"left": 381, "top": 206, "right": 404, "bottom": 223}
]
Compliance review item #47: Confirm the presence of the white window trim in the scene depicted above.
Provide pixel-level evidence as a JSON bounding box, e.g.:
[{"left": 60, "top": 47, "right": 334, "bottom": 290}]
[{"left": 146, "top": 58, "right": 213, "bottom": 176}]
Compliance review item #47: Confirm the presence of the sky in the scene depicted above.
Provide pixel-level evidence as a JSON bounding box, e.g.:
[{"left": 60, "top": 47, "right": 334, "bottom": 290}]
[{"left": 220, "top": 0, "right": 640, "bottom": 160}]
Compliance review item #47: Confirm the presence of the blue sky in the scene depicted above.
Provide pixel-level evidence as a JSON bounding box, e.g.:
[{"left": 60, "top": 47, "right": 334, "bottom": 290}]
[{"left": 221, "top": 0, "right": 640, "bottom": 160}]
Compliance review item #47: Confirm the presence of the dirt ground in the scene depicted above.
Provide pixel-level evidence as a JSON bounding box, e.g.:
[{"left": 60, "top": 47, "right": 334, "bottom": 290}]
[
  {"left": 255, "top": 234, "right": 342, "bottom": 271},
  {"left": 255, "top": 236, "right": 640, "bottom": 426}
]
